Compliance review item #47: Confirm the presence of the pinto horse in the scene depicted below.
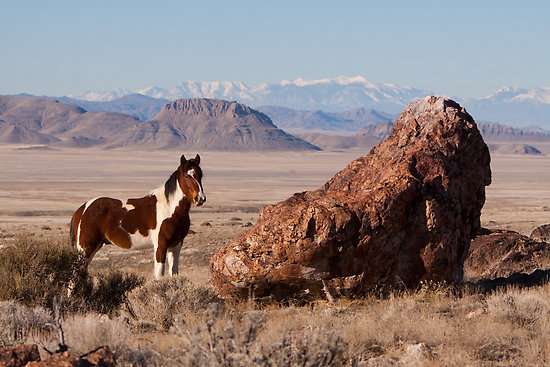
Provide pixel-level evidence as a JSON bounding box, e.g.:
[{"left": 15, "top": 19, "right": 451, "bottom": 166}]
[{"left": 69, "top": 154, "right": 206, "bottom": 279}]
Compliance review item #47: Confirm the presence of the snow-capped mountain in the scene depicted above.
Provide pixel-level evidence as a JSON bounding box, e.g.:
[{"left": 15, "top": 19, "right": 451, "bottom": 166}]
[
  {"left": 72, "top": 76, "right": 431, "bottom": 114},
  {"left": 69, "top": 77, "right": 550, "bottom": 128},
  {"left": 463, "top": 87, "right": 550, "bottom": 128}
]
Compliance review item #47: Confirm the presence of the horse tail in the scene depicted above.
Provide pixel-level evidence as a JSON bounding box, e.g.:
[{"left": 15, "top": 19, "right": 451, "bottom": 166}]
[
  {"left": 69, "top": 203, "right": 86, "bottom": 248},
  {"left": 69, "top": 217, "right": 75, "bottom": 248}
]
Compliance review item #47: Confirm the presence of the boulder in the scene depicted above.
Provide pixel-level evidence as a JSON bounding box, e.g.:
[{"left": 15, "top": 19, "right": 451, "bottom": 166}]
[
  {"left": 465, "top": 229, "right": 550, "bottom": 281},
  {"left": 211, "top": 96, "right": 492, "bottom": 299},
  {"left": 530, "top": 224, "right": 550, "bottom": 243},
  {"left": 0, "top": 344, "right": 40, "bottom": 367},
  {"left": 26, "top": 346, "right": 114, "bottom": 367}
]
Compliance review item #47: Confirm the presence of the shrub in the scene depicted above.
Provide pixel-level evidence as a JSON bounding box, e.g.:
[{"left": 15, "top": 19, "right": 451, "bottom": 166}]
[
  {"left": 173, "top": 309, "right": 348, "bottom": 366},
  {"left": 74, "top": 270, "right": 145, "bottom": 315},
  {"left": 0, "top": 235, "right": 77, "bottom": 309},
  {"left": 126, "top": 275, "right": 221, "bottom": 330},
  {"left": 0, "top": 235, "right": 143, "bottom": 315},
  {"left": 0, "top": 301, "right": 54, "bottom": 346}
]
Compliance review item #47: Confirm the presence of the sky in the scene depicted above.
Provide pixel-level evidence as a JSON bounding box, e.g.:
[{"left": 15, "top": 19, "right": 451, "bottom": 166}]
[{"left": 1, "top": 0, "right": 549, "bottom": 98}]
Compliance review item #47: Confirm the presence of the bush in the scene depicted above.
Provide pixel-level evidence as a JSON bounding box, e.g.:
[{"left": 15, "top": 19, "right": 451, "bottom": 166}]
[
  {"left": 0, "top": 235, "right": 143, "bottom": 315},
  {"left": 0, "top": 235, "right": 77, "bottom": 309},
  {"left": 173, "top": 310, "right": 348, "bottom": 367},
  {"left": 0, "top": 301, "right": 54, "bottom": 346},
  {"left": 126, "top": 275, "right": 221, "bottom": 330}
]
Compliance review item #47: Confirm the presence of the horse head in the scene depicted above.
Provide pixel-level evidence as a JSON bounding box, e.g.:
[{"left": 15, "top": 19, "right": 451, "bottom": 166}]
[{"left": 178, "top": 154, "right": 206, "bottom": 206}]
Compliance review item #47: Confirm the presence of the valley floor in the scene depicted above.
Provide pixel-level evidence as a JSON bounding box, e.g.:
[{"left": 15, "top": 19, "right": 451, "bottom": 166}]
[{"left": 1, "top": 145, "right": 550, "bottom": 365}]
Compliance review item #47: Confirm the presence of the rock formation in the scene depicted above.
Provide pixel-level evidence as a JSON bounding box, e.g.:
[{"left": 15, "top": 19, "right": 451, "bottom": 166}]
[
  {"left": 465, "top": 229, "right": 550, "bottom": 281},
  {"left": 0, "top": 344, "right": 40, "bottom": 367},
  {"left": 0, "top": 344, "right": 114, "bottom": 367},
  {"left": 211, "top": 96, "right": 492, "bottom": 299},
  {"left": 530, "top": 224, "right": 550, "bottom": 243}
]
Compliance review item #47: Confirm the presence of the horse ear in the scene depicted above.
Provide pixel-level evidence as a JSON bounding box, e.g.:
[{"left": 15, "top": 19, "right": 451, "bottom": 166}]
[
  {"left": 195, "top": 154, "right": 201, "bottom": 165},
  {"left": 180, "top": 154, "right": 187, "bottom": 166}
]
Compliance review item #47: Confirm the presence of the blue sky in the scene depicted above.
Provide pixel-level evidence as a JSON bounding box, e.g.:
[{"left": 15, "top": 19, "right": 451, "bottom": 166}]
[{"left": 1, "top": 1, "right": 549, "bottom": 97}]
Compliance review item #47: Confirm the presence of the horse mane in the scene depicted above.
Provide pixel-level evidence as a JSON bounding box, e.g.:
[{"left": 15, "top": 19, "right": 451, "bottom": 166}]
[{"left": 164, "top": 170, "right": 178, "bottom": 201}]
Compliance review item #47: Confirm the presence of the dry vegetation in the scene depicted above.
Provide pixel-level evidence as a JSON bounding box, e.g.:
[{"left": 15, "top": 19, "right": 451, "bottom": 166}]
[{"left": 0, "top": 235, "right": 549, "bottom": 366}]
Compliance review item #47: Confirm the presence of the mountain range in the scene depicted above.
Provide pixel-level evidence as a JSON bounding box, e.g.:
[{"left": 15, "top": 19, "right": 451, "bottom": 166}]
[
  {"left": 69, "top": 76, "right": 550, "bottom": 129},
  {"left": 0, "top": 95, "right": 317, "bottom": 150}
]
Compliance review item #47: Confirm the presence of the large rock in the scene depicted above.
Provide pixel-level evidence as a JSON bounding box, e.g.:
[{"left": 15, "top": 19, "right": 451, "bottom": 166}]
[
  {"left": 465, "top": 229, "right": 550, "bottom": 282},
  {"left": 26, "top": 346, "right": 114, "bottom": 367},
  {"left": 0, "top": 344, "right": 40, "bottom": 367},
  {"left": 211, "top": 96, "right": 492, "bottom": 299},
  {"left": 530, "top": 224, "right": 550, "bottom": 243}
]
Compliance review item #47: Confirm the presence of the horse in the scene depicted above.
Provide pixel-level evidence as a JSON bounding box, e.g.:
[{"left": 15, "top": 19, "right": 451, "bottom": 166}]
[{"left": 69, "top": 154, "right": 206, "bottom": 279}]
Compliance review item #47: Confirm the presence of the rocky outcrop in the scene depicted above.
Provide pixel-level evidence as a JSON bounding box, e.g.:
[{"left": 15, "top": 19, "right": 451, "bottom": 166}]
[
  {"left": 530, "top": 224, "right": 550, "bottom": 243},
  {"left": 0, "top": 344, "right": 40, "bottom": 367},
  {"left": 0, "top": 345, "right": 114, "bottom": 367},
  {"left": 465, "top": 229, "right": 550, "bottom": 281},
  {"left": 211, "top": 96, "right": 492, "bottom": 299}
]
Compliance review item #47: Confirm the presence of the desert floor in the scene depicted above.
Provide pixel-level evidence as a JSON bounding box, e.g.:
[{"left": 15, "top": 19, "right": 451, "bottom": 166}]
[{"left": 1, "top": 145, "right": 550, "bottom": 283}]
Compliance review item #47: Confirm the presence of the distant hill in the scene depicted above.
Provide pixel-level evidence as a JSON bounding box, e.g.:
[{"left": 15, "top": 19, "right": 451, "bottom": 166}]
[
  {"left": 0, "top": 95, "right": 317, "bottom": 151},
  {"left": 488, "top": 143, "right": 544, "bottom": 155},
  {"left": 58, "top": 94, "right": 168, "bottom": 121},
  {"left": 258, "top": 105, "right": 393, "bottom": 134},
  {"left": 477, "top": 121, "right": 550, "bottom": 141},
  {"left": 295, "top": 118, "right": 550, "bottom": 153},
  {"left": 0, "top": 95, "right": 141, "bottom": 146}
]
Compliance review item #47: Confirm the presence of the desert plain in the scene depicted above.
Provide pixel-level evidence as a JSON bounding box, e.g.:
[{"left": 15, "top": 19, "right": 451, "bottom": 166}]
[{"left": 1, "top": 145, "right": 550, "bottom": 283}]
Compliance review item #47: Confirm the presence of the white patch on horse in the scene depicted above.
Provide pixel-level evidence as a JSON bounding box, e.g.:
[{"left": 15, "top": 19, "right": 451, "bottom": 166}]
[
  {"left": 76, "top": 197, "right": 100, "bottom": 252},
  {"left": 187, "top": 168, "right": 206, "bottom": 203},
  {"left": 154, "top": 261, "right": 165, "bottom": 279},
  {"left": 128, "top": 230, "right": 153, "bottom": 249}
]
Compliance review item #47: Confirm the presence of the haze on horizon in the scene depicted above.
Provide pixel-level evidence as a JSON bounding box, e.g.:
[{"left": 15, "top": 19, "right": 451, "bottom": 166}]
[{"left": 1, "top": 0, "right": 549, "bottom": 98}]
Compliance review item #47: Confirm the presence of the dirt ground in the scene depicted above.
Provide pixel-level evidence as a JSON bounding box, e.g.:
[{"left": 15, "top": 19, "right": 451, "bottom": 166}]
[{"left": 1, "top": 145, "right": 550, "bottom": 283}]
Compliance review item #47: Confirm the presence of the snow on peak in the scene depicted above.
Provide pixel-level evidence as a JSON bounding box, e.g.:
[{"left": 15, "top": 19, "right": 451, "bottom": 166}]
[
  {"left": 279, "top": 75, "right": 371, "bottom": 87},
  {"left": 483, "top": 86, "right": 550, "bottom": 104}
]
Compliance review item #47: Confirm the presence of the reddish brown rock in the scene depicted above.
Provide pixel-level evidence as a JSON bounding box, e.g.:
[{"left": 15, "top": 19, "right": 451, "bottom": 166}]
[
  {"left": 26, "top": 346, "right": 114, "bottom": 367},
  {"left": 465, "top": 229, "right": 550, "bottom": 281},
  {"left": 211, "top": 96, "right": 492, "bottom": 299},
  {"left": 530, "top": 224, "right": 550, "bottom": 243},
  {"left": 0, "top": 344, "right": 41, "bottom": 367}
]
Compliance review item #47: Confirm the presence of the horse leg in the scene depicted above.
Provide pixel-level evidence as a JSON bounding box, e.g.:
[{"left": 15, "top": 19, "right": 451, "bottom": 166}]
[
  {"left": 166, "top": 242, "right": 183, "bottom": 276},
  {"left": 153, "top": 236, "right": 166, "bottom": 279},
  {"left": 67, "top": 243, "right": 102, "bottom": 297}
]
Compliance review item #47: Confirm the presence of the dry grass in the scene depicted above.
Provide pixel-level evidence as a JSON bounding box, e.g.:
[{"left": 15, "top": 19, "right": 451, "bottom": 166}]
[
  {"left": 1, "top": 236, "right": 549, "bottom": 366},
  {"left": 2, "top": 277, "right": 549, "bottom": 366}
]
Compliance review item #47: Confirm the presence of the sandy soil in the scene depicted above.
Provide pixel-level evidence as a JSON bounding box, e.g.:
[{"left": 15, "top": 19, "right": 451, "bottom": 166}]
[{"left": 1, "top": 145, "right": 549, "bottom": 283}]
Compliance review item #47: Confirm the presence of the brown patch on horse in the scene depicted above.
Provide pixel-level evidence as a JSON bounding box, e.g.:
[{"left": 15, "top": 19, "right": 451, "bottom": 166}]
[
  {"left": 122, "top": 195, "right": 157, "bottom": 236},
  {"left": 156, "top": 198, "right": 191, "bottom": 262},
  {"left": 69, "top": 203, "right": 86, "bottom": 247},
  {"left": 77, "top": 196, "right": 158, "bottom": 256},
  {"left": 77, "top": 198, "right": 126, "bottom": 256}
]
